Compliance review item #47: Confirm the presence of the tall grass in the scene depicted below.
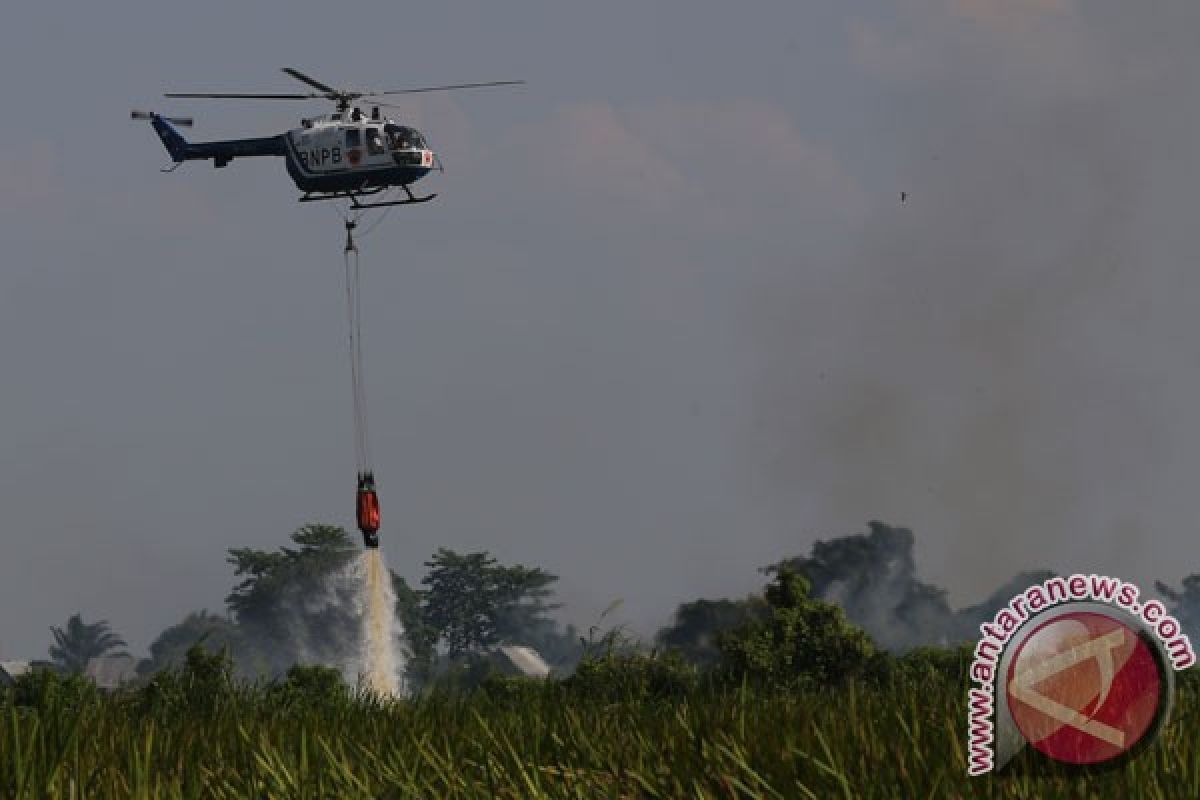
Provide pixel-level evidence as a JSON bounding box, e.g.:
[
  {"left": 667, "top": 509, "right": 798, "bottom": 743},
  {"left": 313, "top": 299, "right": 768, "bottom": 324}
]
[{"left": 1, "top": 667, "right": 1197, "bottom": 798}]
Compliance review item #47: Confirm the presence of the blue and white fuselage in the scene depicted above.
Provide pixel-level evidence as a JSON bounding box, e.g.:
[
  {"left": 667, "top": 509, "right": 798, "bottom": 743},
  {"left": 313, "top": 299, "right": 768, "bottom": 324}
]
[{"left": 148, "top": 109, "right": 435, "bottom": 196}]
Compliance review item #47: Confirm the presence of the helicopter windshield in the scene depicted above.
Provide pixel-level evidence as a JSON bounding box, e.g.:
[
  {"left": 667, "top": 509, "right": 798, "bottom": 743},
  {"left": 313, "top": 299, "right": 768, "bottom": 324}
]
[{"left": 384, "top": 124, "right": 426, "bottom": 151}]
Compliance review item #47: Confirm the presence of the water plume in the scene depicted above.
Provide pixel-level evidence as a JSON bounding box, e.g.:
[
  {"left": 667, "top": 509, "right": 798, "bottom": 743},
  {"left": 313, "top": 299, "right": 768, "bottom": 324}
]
[{"left": 359, "top": 548, "right": 405, "bottom": 696}]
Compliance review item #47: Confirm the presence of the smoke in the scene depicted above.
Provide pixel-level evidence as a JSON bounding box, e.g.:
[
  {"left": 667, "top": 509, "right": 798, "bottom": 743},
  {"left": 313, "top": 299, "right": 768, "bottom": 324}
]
[
  {"left": 748, "top": 2, "right": 1200, "bottom": 602},
  {"left": 275, "top": 555, "right": 362, "bottom": 676},
  {"left": 215, "top": 532, "right": 408, "bottom": 694},
  {"left": 781, "top": 521, "right": 1055, "bottom": 651},
  {"left": 795, "top": 522, "right": 954, "bottom": 651},
  {"left": 266, "top": 550, "right": 408, "bottom": 694}
]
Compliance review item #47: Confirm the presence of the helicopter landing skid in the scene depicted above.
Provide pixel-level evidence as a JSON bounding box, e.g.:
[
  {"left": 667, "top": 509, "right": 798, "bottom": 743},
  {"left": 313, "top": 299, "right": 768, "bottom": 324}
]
[{"left": 298, "top": 186, "right": 437, "bottom": 209}]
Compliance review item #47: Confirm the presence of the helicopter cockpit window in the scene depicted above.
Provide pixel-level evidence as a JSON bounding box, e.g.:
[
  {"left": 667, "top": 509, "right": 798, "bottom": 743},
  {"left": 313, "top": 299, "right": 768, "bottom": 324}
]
[
  {"left": 365, "top": 127, "right": 385, "bottom": 156},
  {"left": 385, "top": 124, "right": 426, "bottom": 151}
]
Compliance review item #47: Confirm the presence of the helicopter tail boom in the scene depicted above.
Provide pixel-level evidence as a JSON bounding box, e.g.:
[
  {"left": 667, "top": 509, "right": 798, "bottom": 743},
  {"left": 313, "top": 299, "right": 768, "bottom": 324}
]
[
  {"left": 139, "top": 112, "right": 285, "bottom": 168},
  {"left": 145, "top": 113, "right": 190, "bottom": 162}
]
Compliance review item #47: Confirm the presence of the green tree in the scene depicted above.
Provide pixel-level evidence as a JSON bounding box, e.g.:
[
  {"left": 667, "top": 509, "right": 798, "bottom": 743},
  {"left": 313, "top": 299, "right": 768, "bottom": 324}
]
[
  {"left": 392, "top": 571, "right": 436, "bottom": 684},
  {"left": 770, "top": 521, "right": 954, "bottom": 651},
  {"left": 656, "top": 597, "right": 767, "bottom": 667},
  {"left": 421, "top": 548, "right": 569, "bottom": 660},
  {"left": 718, "top": 568, "right": 877, "bottom": 687},
  {"left": 140, "top": 644, "right": 237, "bottom": 714},
  {"left": 268, "top": 663, "right": 347, "bottom": 709},
  {"left": 225, "top": 525, "right": 360, "bottom": 676},
  {"left": 493, "top": 563, "right": 578, "bottom": 665},
  {"left": 48, "top": 613, "right": 128, "bottom": 674},
  {"left": 139, "top": 611, "right": 241, "bottom": 677},
  {"left": 422, "top": 550, "right": 504, "bottom": 657},
  {"left": 493, "top": 563, "right": 561, "bottom": 640}
]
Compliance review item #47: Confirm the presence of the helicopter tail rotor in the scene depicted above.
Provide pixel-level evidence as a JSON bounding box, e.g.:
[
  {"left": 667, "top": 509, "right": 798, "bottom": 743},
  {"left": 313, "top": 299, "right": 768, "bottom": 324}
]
[
  {"left": 131, "top": 110, "right": 194, "bottom": 127},
  {"left": 132, "top": 110, "right": 193, "bottom": 166}
]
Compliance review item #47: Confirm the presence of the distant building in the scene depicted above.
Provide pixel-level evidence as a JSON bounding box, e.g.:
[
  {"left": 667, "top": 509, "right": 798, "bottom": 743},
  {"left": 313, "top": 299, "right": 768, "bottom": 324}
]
[
  {"left": 85, "top": 655, "right": 138, "bottom": 690},
  {"left": 490, "top": 645, "right": 551, "bottom": 678},
  {"left": 0, "top": 661, "right": 31, "bottom": 686}
]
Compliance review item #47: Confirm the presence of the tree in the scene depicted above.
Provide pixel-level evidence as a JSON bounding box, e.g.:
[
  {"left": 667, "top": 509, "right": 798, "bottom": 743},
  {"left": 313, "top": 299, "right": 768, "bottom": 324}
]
[
  {"left": 140, "top": 644, "right": 236, "bottom": 713},
  {"left": 493, "top": 563, "right": 562, "bottom": 642},
  {"left": 770, "top": 521, "right": 954, "bottom": 651},
  {"left": 493, "top": 563, "right": 577, "bottom": 664},
  {"left": 139, "top": 611, "right": 241, "bottom": 677},
  {"left": 392, "top": 572, "right": 436, "bottom": 683},
  {"left": 225, "top": 525, "right": 361, "bottom": 676},
  {"left": 718, "top": 568, "right": 877, "bottom": 687},
  {"left": 656, "top": 597, "right": 767, "bottom": 667},
  {"left": 422, "top": 549, "right": 505, "bottom": 657},
  {"left": 48, "top": 613, "right": 128, "bottom": 674},
  {"left": 421, "top": 548, "right": 568, "bottom": 659}
]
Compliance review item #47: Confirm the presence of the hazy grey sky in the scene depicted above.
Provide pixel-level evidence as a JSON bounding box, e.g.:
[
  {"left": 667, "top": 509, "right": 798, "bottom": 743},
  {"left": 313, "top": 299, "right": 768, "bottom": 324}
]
[{"left": 3, "top": 1, "right": 1199, "bottom": 658}]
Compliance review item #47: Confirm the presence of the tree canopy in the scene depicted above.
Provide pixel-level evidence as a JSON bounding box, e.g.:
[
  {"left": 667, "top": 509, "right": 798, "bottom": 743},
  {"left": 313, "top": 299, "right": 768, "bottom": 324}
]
[
  {"left": 420, "top": 548, "right": 564, "bottom": 659},
  {"left": 718, "top": 568, "right": 878, "bottom": 687},
  {"left": 656, "top": 597, "right": 766, "bottom": 667},
  {"left": 140, "top": 611, "right": 241, "bottom": 677},
  {"left": 225, "top": 524, "right": 362, "bottom": 676},
  {"left": 48, "top": 614, "right": 128, "bottom": 674}
]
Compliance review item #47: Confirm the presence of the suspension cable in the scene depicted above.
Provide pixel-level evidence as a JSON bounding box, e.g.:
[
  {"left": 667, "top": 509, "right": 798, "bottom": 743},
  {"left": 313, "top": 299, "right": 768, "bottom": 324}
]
[
  {"left": 354, "top": 226, "right": 372, "bottom": 471},
  {"left": 335, "top": 194, "right": 398, "bottom": 475},
  {"left": 331, "top": 200, "right": 388, "bottom": 546},
  {"left": 343, "top": 219, "right": 369, "bottom": 475}
]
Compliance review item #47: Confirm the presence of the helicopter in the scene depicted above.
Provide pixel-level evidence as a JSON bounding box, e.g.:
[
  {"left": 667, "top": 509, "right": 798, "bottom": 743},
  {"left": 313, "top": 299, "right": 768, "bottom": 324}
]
[{"left": 134, "top": 67, "right": 523, "bottom": 208}]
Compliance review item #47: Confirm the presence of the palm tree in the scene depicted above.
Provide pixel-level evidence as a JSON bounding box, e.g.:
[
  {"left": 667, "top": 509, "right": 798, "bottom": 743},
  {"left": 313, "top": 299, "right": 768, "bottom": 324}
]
[{"left": 48, "top": 614, "right": 129, "bottom": 674}]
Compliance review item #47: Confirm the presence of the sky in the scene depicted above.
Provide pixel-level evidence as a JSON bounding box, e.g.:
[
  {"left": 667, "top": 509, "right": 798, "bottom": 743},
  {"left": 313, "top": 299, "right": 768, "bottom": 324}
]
[{"left": 2, "top": 1, "right": 1200, "bottom": 659}]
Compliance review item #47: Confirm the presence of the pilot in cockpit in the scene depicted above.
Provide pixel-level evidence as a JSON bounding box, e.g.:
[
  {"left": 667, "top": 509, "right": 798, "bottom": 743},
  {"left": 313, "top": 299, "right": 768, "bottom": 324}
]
[
  {"left": 365, "top": 127, "right": 385, "bottom": 155},
  {"left": 385, "top": 124, "right": 425, "bottom": 151}
]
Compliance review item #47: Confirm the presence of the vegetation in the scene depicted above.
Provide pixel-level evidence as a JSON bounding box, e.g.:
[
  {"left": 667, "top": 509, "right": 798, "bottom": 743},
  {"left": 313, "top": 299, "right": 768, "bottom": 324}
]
[
  {"left": 413, "top": 548, "right": 578, "bottom": 684},
  {"left": 123, "top": 527, "right": 582, "bottom": 686},
  {"left": 224, "top": 524, "right": 364, "bottom": 677},
  {"left": 3, "top": 644, "right": 1198, "bottom": 798},
  {"left": 47, "top": 614, "right": 128, "bottom": 674},
  {"left": 136, "top": 611, "right": 241, "bottom": 677},
  {"left": 716, "top": 568, "right": 880, "bottom": 688},
  {"left": 656, "top": 596, "right": 766, "bottom": 667},
  {"left": 21, "top": 520, "right": 1200, "bottom": 796}
]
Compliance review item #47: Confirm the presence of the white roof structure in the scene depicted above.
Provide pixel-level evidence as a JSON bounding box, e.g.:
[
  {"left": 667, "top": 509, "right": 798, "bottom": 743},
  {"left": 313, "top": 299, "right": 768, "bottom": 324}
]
[
  {"left": 494, "top": 645, "right": 551, "bottom": 678},
  {"left": 0, "top": 661, "right": 31, "bottom": 685}
]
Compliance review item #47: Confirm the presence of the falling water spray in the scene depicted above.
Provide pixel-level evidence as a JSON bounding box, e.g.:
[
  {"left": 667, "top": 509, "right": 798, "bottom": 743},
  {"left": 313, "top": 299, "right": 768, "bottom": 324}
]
[{"left": 359, "top": 547, "right": 405, "bottom": 696}]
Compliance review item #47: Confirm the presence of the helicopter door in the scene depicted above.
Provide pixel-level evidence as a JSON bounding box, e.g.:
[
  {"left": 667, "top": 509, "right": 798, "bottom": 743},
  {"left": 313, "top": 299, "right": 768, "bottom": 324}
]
[
  {"left": 365, "top": 127, "right": 386, "bottom": 162},
  {"left": 344, "top": 128, "right": 363, "bottom": 166}
]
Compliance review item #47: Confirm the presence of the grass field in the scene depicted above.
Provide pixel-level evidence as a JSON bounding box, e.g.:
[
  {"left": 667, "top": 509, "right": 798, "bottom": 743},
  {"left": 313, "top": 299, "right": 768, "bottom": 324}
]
[{"left": 2, "top": 660, "right": 1198, "bottom": 799}]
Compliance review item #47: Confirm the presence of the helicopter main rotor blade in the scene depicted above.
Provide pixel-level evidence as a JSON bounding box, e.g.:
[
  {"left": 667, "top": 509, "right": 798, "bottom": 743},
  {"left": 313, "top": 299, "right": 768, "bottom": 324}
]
[
  {"left": 281, "top": 68, "right": 338, "bottom": 95},
  {"left": 358, "top": 99, "right": 412, "bottom": 112},
  {"left": 365, "top": 80, "right": 525, "bottom": 97},
  {"left": 162, "top": 75, "right": 522, "bottom": 109},
  {"left": 164, "top": 92, "right": 321, "bottom": 100}
]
